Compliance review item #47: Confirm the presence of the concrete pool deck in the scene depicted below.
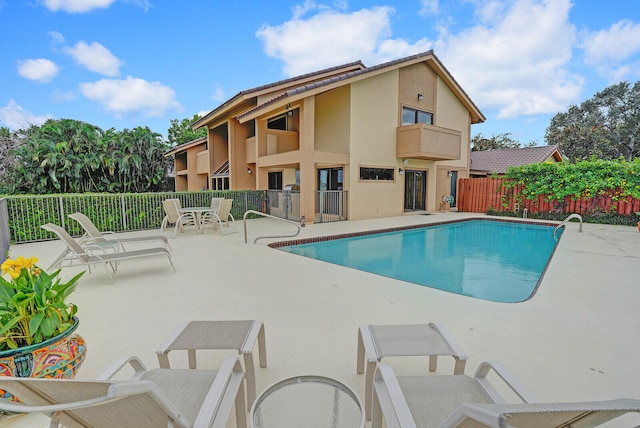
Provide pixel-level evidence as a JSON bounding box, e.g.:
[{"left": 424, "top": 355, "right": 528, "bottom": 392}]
[{"left": 4, "top": 212, "right": 640, "bottom": 427}]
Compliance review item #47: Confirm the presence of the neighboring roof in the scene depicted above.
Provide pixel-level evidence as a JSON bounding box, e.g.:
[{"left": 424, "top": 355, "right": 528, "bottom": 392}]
[
  {"left": 164, "top": 137, "right": 207, "bottom": 157},
  {"left": 470, "top": 145, "right": 563, "bottom": 174}
]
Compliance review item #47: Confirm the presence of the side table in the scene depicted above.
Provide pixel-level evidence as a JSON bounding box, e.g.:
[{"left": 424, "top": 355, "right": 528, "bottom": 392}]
[
  {"left": 156, "top": 320, "right": 267, "bottom": 410},
  {"left": 251, "top": 375, "right": 364, "bottom": 428},
  {"left": 357, "top": 323, "right": 468, "bottom": 420}
]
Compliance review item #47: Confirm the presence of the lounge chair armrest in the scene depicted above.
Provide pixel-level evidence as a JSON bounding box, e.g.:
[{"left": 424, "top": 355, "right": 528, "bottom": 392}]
[
  {"left": 371, "top": 364, "right": 417, "bottom": 428},
  {"left": 193, "top": 357, "right": 246, "bottom": 428},
  {"left": 429, "top": 323, "right": 469, "bottom": 362},
  {"left": 439, "top": 403, "right": 506, "bottom": 428},
  {"left": 97, "top": 355, "right": 148, "bottom": 380},
  {"left": 474, "top": 361, "right": 537, "bottom": 403}
]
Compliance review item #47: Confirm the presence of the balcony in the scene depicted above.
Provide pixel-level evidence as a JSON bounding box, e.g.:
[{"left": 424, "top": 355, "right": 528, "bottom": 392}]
[{"left": 396, "top": 123, "right": 461, "bottom": 161}]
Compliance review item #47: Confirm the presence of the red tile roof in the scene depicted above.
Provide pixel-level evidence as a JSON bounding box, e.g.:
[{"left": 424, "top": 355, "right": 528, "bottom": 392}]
[{"left": 470, "top": 145, "right": 562, "bottom": 174}]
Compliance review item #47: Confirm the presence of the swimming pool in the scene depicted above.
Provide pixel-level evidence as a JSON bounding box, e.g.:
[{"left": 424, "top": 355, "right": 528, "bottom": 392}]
[{"left": 273, "top": 219, "right": 562, "bottom": 303}]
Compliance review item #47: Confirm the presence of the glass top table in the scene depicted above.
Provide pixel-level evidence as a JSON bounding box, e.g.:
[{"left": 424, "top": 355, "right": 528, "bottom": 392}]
[{"left": 250, "top": 375, "right": 364, "bottom": 428}]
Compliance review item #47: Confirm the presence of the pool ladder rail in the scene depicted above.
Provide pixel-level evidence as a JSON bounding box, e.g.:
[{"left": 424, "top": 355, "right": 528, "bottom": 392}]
[
  {"left": 554, "top": 213, "right": 583, "bottom": 238},
  {"left": 243, "top": 210, "right": 301, "bottom": 244}
]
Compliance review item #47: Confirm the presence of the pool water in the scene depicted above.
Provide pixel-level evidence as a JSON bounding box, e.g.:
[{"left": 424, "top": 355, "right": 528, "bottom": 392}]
[{"left": 277, "top": 219, "right": 562, "bottom": 303}]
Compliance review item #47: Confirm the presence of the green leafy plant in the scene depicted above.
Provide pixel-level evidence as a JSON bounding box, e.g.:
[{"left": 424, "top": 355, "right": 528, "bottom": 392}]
[{"left": 0, "top": 256, "right": 84, "bottom": 351}]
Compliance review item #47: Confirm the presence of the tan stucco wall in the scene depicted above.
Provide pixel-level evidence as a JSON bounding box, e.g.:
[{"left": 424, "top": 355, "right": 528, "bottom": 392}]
[
  {"left": 315, "top": 86, "right": 350, "bottom": 153},
  {"left": 427, "top": 77, "right": 472, "bottom": 208},
  {"left": 348, "top": 70, "right": 403, "bottom": 220}
]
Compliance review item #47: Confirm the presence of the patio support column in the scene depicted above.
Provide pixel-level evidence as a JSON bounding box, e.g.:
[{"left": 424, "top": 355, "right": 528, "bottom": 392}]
[{"left": 299, "top": 96, "right": 315, "bottom": 224}]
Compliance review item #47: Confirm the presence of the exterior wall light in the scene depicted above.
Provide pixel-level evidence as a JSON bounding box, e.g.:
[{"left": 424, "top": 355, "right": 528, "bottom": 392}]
[
  {"left": 417, "top": 93, "right": 424, "bottom": 100},
  {"left": 247, "top": 168, "right": 252, "bottom": 174}
]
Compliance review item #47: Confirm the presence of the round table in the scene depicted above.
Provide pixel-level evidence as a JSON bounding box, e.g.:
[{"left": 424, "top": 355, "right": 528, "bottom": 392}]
[{"left": 250, "top": 375, "right": 364, "bottom": 428}]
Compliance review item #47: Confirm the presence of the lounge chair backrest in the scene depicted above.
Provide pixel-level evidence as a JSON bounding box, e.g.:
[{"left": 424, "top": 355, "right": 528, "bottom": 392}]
[
  {"left": 162, "top": 199, "right": 182, "bottom": 223},
  {"left": 41, "top": 223, "right": 91, "bottom": 263},
  {"left": 68, "top": 212, "right": 103, "bottom": 239},
  {"left": 0, "top": 377, "right": 189, "bottom": 428}
]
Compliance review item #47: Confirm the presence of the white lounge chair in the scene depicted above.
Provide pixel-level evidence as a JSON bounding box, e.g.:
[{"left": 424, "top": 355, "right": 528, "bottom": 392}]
[
  {"left": 371, "top": 361, "right": 640, "bottom": 427},
  {"left": 161, "top": 199, "right": 197, "bottom": 238},
  {"left": 68, "top": 212, "right": 171, "bottom": 251},
  {"left": 42, "top": 223, "right": 175, "bottom": 282},
  {"left": 0, "top": 355, "right": 247, "bottom": 428}
]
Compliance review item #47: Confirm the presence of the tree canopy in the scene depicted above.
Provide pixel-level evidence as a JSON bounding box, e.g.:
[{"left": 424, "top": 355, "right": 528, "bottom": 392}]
[
  {"left": 167, "top": 114, "right": 207, "bottom": 147},
  {"left": 545, "top": 81, "right": 640, "bottom": 161},
  {"left": 2, "top": 119, "right": 171, "bottom": 194},
  {"left": 471, "top": 132, "right": 536, "bottom": 151}
]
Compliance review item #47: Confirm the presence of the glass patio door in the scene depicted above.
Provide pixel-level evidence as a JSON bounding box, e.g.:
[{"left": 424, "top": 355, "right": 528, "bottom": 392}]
[{"left": 404, "top": 170, "right": 426, "bottom": 211}]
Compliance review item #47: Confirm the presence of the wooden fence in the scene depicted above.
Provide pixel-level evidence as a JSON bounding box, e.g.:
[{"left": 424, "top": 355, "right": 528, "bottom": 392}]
[{"left": 457, "top": 177, "right": 640, "bottom": 215}]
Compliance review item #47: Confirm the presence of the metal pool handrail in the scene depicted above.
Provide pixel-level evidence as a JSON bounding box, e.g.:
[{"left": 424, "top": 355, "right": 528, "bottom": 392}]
[
  {"left": 243, "top": 210, "right": 301, "bottom": 244},
  {"left": 554, "top": 213, "right": 583, "bottom": 238}
]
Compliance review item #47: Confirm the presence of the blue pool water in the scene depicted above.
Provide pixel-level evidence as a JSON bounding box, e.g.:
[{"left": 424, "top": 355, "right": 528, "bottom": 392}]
[{"left": 277, "top": 219, "right": 562, "bottom": 303}]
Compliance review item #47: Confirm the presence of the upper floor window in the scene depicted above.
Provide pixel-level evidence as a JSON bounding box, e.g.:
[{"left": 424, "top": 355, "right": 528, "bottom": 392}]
[
  {"left": 268, "top": 114, "right": 287, "bottom": 130},
  {"left": 402, "top": 107, "right": 433, "bottom": 126}
]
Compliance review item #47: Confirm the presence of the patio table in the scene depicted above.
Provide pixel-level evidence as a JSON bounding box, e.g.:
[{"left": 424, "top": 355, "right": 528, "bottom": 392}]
[{"left": 178, "top": 207, "right": 212, "bottom": 234}]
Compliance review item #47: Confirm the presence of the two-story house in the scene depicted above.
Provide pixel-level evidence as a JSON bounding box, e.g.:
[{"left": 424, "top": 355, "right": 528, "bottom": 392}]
[{"left": 168, "top": 50, "right": 485, "bottom": 223}]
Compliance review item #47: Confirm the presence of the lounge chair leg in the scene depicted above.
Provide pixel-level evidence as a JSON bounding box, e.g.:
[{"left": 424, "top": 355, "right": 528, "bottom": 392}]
[{"left": 243, "top": 353, "right": 257, "bottom": 411}]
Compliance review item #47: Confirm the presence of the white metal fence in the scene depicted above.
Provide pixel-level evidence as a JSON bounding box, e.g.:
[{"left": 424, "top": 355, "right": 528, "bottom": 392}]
[
  {"left": 0, "top": 199, "right": 10, "bottom": 261},
  {"left": 2, "top": 190, "right": 267, "bottom": 245}
]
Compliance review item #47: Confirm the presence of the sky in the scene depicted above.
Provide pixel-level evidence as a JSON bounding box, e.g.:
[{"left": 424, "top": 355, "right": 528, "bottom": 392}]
[{"left": 1, "top": 0, "right": 639, "bottom": 145}]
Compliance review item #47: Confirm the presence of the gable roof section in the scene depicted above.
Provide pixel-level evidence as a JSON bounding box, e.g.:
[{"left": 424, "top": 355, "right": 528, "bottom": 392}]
[
  {"left": 236, "top": 50, "right": 485, "bottom": 124},
  {"left": 192, "top": 60, "right": 366, "bottom": 130},
  {"left": 164, "top": 136, "right": 207, "bottom": 157},
  {"left": 470, "top": 145, "right": 563, "bottom": 174}
]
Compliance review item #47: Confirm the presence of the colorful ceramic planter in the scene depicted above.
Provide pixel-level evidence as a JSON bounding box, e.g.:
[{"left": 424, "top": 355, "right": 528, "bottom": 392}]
[{"left": 0, "top": 317, "right": 86, "bottom": 402}]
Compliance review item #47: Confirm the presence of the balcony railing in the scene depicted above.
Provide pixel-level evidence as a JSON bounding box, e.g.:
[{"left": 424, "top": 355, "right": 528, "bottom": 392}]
[{"left": 396, "top": 123, "right": 461, "bottom": 160}]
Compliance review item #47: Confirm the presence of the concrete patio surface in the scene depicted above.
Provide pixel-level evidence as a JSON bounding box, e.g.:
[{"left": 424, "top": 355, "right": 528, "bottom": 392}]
[{"left": 3, "top": 212, "right": 640, "bottom": 427}]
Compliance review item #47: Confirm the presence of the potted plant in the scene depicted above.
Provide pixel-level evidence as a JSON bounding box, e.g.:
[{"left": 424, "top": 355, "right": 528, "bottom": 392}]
[
  {"left": 0, "top": 256, "right": 86, "bottom": 381},
  {"left": 442, "top": 195, "right": 455, "bottom": 211}
]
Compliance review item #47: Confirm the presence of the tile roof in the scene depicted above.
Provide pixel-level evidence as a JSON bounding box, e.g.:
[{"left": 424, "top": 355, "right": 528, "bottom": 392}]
[
  {"left": 163, "top": 136, "right": 207, "bottom": 156},
  {"left": 470, "top": 145, "right": 562, "bottom": 174}
]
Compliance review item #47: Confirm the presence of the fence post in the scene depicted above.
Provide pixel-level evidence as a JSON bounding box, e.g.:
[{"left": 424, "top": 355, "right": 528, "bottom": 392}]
[
  {"left": 58, "top": 196, "right": 65, "bottom": 229},
  {"left": 121, "top": 195, "right": 127, "bottom": 230}
]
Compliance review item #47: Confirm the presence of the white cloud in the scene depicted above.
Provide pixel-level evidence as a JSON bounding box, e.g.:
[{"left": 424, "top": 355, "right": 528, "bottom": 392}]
[
  {"left": 419, "top": 0, "right": 439, "bottom": 16},
  {"left": 581, "top": 19, "right": 640, "bottom": 81},
  {"left": 48, "top": 31, "right": 65, "bottom": 44},
  {"left": 257, "top": 6, "right": 421, "bottom": 76},
  {"left": 79, "top": 76, "right": 181, "bottom": 118},
  {"left": 211, "top": 86, "right": 226, "bottom": 102},
  {"left": 41, "top": 0, "right": 115, "bottom": 13},
  {"left": 256, "top": 0, "right": 589, "bottom": 122},
  {"left": 16, "top": 58, "right": 60, "bottom": 82},
  {"left": 0, "top": 100, "right": 51, "bottom": 130},
  {"left": 52, "top": 89, "right": 78, "bottom": 102},
  {"left": 64, "top": 41, "right": 123, "bottom": 76},
  {"left": 437, "top": 0, "right": 583, "bottom": 118}
]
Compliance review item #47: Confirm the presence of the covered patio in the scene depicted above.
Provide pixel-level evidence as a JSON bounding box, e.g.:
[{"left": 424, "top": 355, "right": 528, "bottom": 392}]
[{"left": 4, "top": 213, "right": 640, "bottom": 427}]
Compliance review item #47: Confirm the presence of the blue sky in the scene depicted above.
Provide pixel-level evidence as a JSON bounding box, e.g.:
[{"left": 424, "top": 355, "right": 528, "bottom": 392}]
[{"left": 1, "top": 0, "right": 639, "bottom": 144}]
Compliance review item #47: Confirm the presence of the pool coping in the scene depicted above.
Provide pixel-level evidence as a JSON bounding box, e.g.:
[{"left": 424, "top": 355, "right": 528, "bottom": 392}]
[{"left": 267, "top": 216, "right": 562, "bottom": 248}]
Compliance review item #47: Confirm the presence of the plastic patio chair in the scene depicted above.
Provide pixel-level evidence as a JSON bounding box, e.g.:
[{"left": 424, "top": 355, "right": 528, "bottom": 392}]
[
  {"left": 200, "top": 197, "right": 225, "bottom": 231},
  {"left": 161, "top": 199, "right": 197, "bottom": 238},
  {"left": 0, "top": 355, "right": 247, "bottom": 428}
]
